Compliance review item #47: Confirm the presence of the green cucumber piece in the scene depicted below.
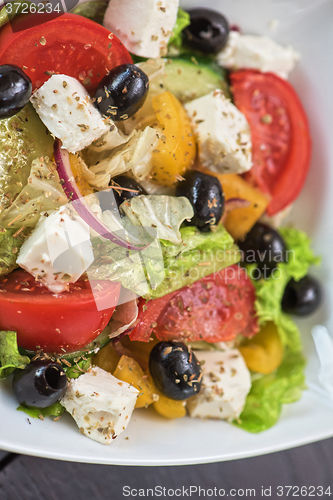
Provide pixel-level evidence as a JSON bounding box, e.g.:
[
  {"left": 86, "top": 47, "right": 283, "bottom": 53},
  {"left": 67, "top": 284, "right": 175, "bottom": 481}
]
[
  {"left": 150, "top": 56, "right": 230, "bottom": 103},
  {"left": 19, "top": 324, "right": 113, "bottom": 363},
  {"left": 0, "top": 103, "right": 53, "bottom": 212}
]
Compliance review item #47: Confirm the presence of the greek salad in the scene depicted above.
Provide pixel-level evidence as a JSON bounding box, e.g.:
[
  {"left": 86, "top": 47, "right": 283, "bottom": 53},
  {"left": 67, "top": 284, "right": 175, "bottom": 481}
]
[{"left": 0, "top": 0, "right": 322, "bottom": 446}]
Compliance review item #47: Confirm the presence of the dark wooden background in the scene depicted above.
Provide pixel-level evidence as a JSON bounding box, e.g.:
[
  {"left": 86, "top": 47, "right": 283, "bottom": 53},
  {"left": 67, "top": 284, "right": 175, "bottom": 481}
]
[{"left": 1, "top": 438, "right": 333, "bottom": 499}]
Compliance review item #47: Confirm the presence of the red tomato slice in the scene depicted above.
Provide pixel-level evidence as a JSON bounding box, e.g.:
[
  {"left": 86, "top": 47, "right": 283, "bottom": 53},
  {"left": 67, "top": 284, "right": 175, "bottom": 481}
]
[
  {"left": 0, "top": 13, "right": 132, "bottom": 92},
  {"left": 230, "top": 70, "right": 311, "bottom": 216},
  {"left": 0, "top": 269, "right": 121, "bottom": 353},
  {"left": 130, "top": 265, "right": 259, "bottom": 343}
]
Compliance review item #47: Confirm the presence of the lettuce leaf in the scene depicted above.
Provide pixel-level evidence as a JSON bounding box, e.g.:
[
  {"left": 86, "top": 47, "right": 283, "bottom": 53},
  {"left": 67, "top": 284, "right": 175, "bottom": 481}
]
[
  {"left": 16, "top": 401, "right": 65, "bottom": 420},
  {"left": 235, "top": 227, "right": 319, "bottom": 433},
  {"left": 0, "top": 157, "right": 67, "bottom": 229},
  {"left": 88, "top": 198, "right": 239, "bottom": 299},
  {"left": 18, "top": 402, "right": 65, "bottom": 419},
  {"left": 250, "top": 227, "right": 320, "bottom": 351},
  {"left": 121, "top": 194, "right": 194, "bottom": 245},
  {"left": 168, "top": 8, "right": 190, "bottom": 49},
  {"left": 88, "top": 127, "right": 159, "bottom": 188},
  {"left": 0, "top": 331, "right": 30, "bottom": 379},
  {"left": 150, "top": 225, "right": 240, "bottom": 298},
  {"left": 0, "top": 227, "right": 28, "bottom": 277},
  {"left": 234, "top": 351, "right": 306, "bottom": 433}
]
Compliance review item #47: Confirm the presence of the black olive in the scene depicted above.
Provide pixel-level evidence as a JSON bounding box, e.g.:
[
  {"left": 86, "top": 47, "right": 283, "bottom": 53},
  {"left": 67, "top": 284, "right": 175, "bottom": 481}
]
[
  {"left": 176, "top": 170, "right": 224, "bottom": 231},
  {"left": 149, "top": 341, "right": 202, "bottom": 400},
  {"left": 112, "top": 175, "right": 147, "bottom": 206},
  {"left": 0, "top": 64, "right": 32, "bottom": 119},
  {"left": 282, "top": 275, "right": 322, "bottom": 316},
  {"left": 12, "top": 360, "right": 67, "bottom": 408},
  {"left": 238, "top": 222, "right": 287, "bottom": 278},
  {"left": 98, "top": 175, "right": 147, "bottom": 211},
  {"left": 183, "top": 9, "right": 230, "bottom": 54},
  {"left": 94, "top": 64, "right": 149, "bottom": 121}
]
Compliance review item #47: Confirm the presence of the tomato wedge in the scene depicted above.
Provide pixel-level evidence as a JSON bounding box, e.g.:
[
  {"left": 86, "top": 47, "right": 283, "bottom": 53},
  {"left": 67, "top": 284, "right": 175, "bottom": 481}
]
[
  {"left": 130, "top": 265, "right": 259, "bottom": 343},
  {"left": 0, "top": 269, "right": 121, "bottom": 353},
  {"left": 230, "top": 70, "right": 311, "bottom": 216},
  {"left": 0, "top": 13, "right": 132, "bottom": 92}
]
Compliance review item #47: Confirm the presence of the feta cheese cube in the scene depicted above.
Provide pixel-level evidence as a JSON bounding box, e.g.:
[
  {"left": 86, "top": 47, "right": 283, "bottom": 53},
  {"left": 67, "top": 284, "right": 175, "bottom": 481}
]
[
  {"left": 17, "top": 206, "right": 94, "bottom": 293},
  {"left": 103, "top": 0, "right": 179, "bottom": 58},
  {"left": 61, "top": 367, "right": 139, "bottom": 445},
  {"left": 217, "top": 31, "right": 299, "bottom": 79},
  {"left": 185, "top": 90, "right": 252, "bottom": 174},
  {"left": 187, "top": 349, "right": 251, "bottom": 421},
  {"left": 30, "top": 75, "right": 109, "bottom": 153}
]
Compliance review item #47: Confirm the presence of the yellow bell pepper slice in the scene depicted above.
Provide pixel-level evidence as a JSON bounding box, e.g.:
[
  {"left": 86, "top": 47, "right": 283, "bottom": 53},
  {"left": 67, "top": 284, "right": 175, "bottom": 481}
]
[
  {"left": 151, "top": 91, "right": 196, "bottom": 185},
  {"left": 93, "top": 341, "right": 120, "bottom": 375},
  {"left": 114, "top": 355, "right": 157, "bottom": 409},
  {"left": 239, "top": 322, "right": 284, "bottom": 374}
]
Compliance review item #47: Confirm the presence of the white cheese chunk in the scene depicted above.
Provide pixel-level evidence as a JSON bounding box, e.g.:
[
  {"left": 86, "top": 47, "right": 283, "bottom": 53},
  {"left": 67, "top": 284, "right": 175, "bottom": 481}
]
[
  {"left": 103, "top": 0, "right": 179, "bottom": 58},
  {"left": 61, "top": 367, "right": 139, "bottom": 445},
  {"left": 184, "top": 90, "right": 252, "bottom": 174},
  {"left": 217, "top": 31, "right": 299, "bottom": 79},
  {"left": 17, "top": 206, "right": 94, "bottom": 293},
  {"left": 30, "top": 75, "right": 109, "bottom": 153},
  {"left": 187, "top": 349, "right": 251, "bottom": 421}
]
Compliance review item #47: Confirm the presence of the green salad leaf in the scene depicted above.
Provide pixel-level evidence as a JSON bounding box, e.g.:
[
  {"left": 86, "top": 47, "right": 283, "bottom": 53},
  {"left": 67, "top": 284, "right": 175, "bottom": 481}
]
[
  {"left": 18, "top": 402, "right": 65, "bottom": 419},
  {"left": 235, "top": 227, "right": 319, "bottom": 433},
  {"left": 0, "top": 227, "right": 29, "bottom": 277},
  {"left": 235, "top": 351, "right": 306, "bottom": 433},
  {"left": 151, "top": 225, "right": 240, "bottom": 298},
  {"left": 251, "top": 227, "right": 320, "bottom": 351},
  {"left": 62, "top": 357, "right": 92, "bottom": 380},
  {"left": 121, "top": 195, "right": 194, "bottom": 245},
  {"left": 70, "top": 1, "right": 108, "bottom": 24},
  {"left": 0, "top": 157, "right": 67, "bottom": 229},
  {"left": 0, "top": 104, "right": 54, "bottom": 214},
  {"left": 0, "top": 331, "right": 30, "bottom": 378},
  {"left": 168, "top": 8, "right": 190, "bottom": 49}
]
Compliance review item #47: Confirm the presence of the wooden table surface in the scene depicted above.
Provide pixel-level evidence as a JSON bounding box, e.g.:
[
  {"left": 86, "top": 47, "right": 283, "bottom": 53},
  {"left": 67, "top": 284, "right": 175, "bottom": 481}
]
[{"left": 1, "top": 438, "right": 333, "bottom": 499}]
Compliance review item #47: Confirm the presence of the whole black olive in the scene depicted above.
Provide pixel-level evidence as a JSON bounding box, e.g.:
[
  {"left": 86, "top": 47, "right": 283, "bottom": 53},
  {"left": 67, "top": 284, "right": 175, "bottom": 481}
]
[
  {"left": 12, "top": 360, "right": 67, "bottom": 408},
  {"left": 176, "top": 170, "right": 224, "bottom": 231},
  {"left": 149, "top": 341, "right": 202, "bottom": 400},
  {"left": 282, "top": 275, "right": 322, "bottom": 316},
  {"left": 183, "top": 9, "right": 230, "bottom": 54},
  {"left": 94, "top": 64, "right": 149, "bottom": 121},
  {"left": 0, "top": 64, "right": 32, "bottom": 119},
  {"left": 98, "top": 175, "right": 147, "bottom": 211},
  {"left": 238, "top": 222, "right": 287, "bottom": 278}
]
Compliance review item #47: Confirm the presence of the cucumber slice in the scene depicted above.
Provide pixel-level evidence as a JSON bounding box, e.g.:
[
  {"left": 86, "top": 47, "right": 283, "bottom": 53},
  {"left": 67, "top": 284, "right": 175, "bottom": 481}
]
[
  {"left": 19, "top": 324, "right": 112, "bottom": 363},
  {"left": 150, "top": 56, "right": 230, "bottom": 103}
]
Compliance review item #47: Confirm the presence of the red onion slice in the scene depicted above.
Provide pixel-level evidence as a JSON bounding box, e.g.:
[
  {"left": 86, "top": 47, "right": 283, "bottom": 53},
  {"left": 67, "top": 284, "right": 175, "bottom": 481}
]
[{"left": 53, "top": 140, "right": 149, "bottom": 251}]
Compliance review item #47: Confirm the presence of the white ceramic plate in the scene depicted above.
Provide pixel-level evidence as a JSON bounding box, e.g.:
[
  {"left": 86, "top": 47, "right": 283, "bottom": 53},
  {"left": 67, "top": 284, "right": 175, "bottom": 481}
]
[{"left": 1, "top": 0, "right": 333, "bottom": 465}]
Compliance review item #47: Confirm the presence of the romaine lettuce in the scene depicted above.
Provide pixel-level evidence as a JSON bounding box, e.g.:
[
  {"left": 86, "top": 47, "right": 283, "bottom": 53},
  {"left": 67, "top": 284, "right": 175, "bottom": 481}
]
[
  {"left": 0, "top": 157, "right": 67, "bottom": 229},
  {"left": 18, "top": 402, "right": 65, "bottom": 419},
  {"left": 151, "top": 225, "right": 240, "bottom": 298},
  {"left": 168, "top": 8, "right": 191, "bottom": 50},
  {"left": 0, "top": 331, "right": 30, "bottom": 379},
  {"left": 235, "top": 351, "right": 306, "bottom": 433},
  {"left": 236, "top": 227, "right": 319, "bottom": 432},
  {"left": 251, "top": 227, "right": 320, "bottom": 351},
  {"left": 0, "top": 227, "right": 29, "bottom": 277}
]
